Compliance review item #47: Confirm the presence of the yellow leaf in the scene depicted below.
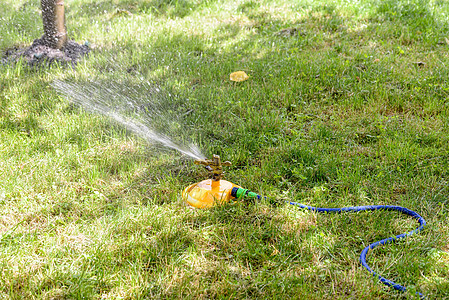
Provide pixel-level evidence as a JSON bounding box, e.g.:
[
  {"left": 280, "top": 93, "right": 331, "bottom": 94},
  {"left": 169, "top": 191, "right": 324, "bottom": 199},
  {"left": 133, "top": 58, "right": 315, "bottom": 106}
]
[{"left": 230, "top": 71, "right": 249, "bottom": 82}]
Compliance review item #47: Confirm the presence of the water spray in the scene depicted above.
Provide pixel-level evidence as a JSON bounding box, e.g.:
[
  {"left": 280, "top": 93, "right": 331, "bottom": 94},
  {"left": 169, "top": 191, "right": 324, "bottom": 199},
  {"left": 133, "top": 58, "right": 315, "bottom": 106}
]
[{"left": 182, "top": 155, "right": 426, "bottom": 298}]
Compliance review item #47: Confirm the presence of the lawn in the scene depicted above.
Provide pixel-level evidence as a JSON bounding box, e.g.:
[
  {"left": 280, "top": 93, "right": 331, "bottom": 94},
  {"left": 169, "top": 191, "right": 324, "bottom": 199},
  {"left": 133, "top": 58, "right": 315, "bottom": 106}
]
[{"left": 1, "top": 0, "right": 448, "bottom": 298}]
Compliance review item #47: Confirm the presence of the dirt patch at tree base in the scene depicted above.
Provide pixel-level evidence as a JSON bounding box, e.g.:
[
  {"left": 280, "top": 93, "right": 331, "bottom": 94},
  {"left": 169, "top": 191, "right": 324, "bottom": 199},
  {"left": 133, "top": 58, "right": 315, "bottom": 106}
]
[{"left": 2, "top": 38, "right": 90, "bottom": 67}]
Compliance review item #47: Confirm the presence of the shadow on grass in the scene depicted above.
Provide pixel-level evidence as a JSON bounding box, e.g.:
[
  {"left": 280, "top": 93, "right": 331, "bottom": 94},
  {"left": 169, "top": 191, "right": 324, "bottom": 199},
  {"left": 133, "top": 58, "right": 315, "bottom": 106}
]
[
  {"left": 76, "top": 0, "right": 217, "bottom": 19},
  {"left": 0, "top": 68, "right": 57, "bottom": 136},
  {"left": 370, "top": 0, "right": 449, "bottom": 44}
]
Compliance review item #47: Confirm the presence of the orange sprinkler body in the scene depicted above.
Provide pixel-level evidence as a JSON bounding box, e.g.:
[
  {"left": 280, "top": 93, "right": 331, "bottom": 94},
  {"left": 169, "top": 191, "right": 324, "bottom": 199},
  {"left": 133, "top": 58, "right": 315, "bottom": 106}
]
[{"left": 182, "top": 178, "right": 242, "bottom": 209}]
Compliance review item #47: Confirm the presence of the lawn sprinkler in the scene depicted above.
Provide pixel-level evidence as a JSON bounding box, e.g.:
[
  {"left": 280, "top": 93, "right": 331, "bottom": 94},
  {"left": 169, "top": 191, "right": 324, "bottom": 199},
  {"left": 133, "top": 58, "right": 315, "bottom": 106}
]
[
  {"left": 183, "top": 155, "right": 244, "bottom": 208},
  {"left": 182, "top": 155, "right": 427, "bottom": 298},
  {"left": 182, "top": 155, "right": 267, "bottom": 209}
]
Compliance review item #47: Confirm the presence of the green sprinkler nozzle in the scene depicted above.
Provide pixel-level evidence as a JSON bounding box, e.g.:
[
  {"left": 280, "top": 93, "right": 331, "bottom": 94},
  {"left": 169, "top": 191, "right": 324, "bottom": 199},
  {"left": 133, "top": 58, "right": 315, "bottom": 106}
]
[{"left": 231, "top": 187, "right": 265, "bottom": 201}]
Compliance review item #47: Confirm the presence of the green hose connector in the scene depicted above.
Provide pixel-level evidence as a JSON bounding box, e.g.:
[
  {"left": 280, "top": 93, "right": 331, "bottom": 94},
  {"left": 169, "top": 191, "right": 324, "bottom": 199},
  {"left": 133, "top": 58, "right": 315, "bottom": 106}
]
[{"left": 231, "top": 187, "right": 263, "bottom": 200}]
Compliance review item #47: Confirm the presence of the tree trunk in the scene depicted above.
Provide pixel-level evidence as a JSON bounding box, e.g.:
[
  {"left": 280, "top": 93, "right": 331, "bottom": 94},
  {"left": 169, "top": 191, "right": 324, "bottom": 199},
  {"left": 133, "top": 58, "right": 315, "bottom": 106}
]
[{"left": 41, "top": 0, "right": 68, "bottom": 49}]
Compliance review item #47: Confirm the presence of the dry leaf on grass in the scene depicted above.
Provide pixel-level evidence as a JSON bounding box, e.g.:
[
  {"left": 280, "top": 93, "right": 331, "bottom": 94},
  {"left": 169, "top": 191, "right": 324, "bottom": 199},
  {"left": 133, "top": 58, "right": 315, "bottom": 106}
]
[{"left": 230, "top": 71, "right": 249, "bottom": 82}]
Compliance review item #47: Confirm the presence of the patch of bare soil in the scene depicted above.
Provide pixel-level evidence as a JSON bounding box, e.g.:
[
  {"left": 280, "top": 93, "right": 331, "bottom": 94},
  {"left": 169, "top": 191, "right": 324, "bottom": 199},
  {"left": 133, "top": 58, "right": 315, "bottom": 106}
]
[{"left": 2, "top": 38, "right": 90, "bottom": 67}]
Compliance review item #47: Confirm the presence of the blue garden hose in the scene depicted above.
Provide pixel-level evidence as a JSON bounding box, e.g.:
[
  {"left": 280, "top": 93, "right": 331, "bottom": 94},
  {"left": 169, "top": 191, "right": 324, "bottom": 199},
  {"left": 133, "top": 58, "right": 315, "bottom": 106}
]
[{"left": 231, "top": 187, "right": 427, "bottom": 298}]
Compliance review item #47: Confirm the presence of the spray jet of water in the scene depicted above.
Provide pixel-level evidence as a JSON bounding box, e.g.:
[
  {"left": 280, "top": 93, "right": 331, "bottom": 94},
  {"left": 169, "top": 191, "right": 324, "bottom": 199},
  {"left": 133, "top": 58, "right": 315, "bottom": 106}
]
[{"left": 52, "top": 79, "right": 205, "bottom": 160}]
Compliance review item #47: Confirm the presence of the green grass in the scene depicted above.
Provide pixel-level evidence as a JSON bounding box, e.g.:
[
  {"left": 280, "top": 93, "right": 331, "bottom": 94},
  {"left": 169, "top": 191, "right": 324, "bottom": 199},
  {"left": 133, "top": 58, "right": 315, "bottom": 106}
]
[{"left": 1, "top": 0, "right": 449, "bottom": 298}]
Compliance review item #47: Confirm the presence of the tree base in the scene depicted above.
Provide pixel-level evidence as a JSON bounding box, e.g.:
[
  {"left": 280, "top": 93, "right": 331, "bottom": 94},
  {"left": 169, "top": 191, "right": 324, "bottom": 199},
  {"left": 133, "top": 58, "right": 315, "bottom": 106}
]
[{"left": 2, "top": 38, "right": 90, "bottom": 67}]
